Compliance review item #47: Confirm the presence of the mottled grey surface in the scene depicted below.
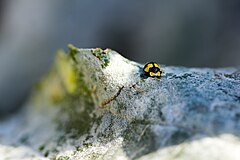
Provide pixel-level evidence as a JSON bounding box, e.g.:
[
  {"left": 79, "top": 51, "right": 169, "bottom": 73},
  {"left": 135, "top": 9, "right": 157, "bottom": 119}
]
[{"left": 0, "top": 48, "right": 239, "bottom": 160}]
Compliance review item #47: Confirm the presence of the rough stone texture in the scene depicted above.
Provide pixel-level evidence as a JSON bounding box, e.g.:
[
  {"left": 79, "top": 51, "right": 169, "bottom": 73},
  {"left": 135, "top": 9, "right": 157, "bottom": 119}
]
[{"left": 0, "top": 45, "right": 239, "bottom": 160}]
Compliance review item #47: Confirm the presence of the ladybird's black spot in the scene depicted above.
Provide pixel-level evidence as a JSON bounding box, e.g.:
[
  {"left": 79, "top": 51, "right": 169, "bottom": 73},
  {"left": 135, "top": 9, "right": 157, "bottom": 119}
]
[{"left": 149, "top": 67, "right": 159, "bottom": 73}]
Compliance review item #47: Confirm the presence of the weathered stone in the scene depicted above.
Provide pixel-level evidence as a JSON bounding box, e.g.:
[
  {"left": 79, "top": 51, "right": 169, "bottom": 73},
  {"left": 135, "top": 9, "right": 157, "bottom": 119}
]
[{"left": 0, "top": 45, "right": 239, "bottom": 160}]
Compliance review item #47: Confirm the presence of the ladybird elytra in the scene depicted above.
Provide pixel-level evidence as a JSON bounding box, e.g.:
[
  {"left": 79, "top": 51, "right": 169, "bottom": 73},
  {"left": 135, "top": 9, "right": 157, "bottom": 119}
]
[
  {"left": 154, "top": 63, "right": 160, "bottom": 69},
  {"left": 143, "top": 62, "right": 162, "bottom": 78},
  {"left": 144, "top": 63, "right": 153, "bottom": 72}
]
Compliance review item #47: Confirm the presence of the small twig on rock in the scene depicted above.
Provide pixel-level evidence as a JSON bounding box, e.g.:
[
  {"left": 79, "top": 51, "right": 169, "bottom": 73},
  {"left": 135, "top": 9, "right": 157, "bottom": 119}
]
[{"left": 100, "top": 86, "right": 124, "bottom": 108}]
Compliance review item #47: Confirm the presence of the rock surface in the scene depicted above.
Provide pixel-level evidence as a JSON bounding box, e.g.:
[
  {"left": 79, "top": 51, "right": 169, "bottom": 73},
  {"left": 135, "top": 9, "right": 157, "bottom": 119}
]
[{"left": 0, "top": 45, "right": 240, "bottom": 160}]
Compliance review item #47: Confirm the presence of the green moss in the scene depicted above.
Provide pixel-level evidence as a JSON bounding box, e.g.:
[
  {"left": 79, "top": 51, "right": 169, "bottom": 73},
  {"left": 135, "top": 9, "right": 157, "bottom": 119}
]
[
  {"left": 58, "top": 96, "right": 95, "bottom": 134},
  {"left": 55, "top": 59, "right": 97, "bottom": 133},
  {"left": 32, "top": 47, "right": 98, "bottom": 134},
  {"left": 44, "top": 150, "right": 49, "bottom": 157},
  {"left": 68, "top": 44, "right": 79, "bottom": 63},
  {"left": 56, "top": 50, "right": 78, "bottom": 94},
  {"left": 123, "top": 124, "right": 155, "bottom": 159},
  {"left": 55, "top": 48, "right": 93, "bottom": 99},
  {"left": 74, "top": 71, "right": 92, "bottom": 99},
  {"left": 168, "top": 130, "right": 190, "bottom": 145},
  {"left": 88, "top": 153, "right": 102, "bottom": 159},
  {"left": 38, "top": 144, "right": 45, "bottom": 152},
  {"left": 91, "top": 48, "right": 110, "bottom": 68},
  {"left": 56, "top": 155, "right": 71, "bottom": 160},
  {"left": 32, "top": 45, "right": 103, "bottom": 135},
  {"left": 19, "top": 134, "right": 29, "bottom": 144}
]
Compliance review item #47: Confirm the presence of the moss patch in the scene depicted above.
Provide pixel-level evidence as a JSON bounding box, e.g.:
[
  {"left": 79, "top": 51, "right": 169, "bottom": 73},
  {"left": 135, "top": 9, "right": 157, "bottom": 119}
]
[
  {"left": 67, "top": 44, "right": 79, "bottom": 63},
  {"left": 53, "top": 49, "right": 98, "bottom": 134},
  {"left": 56, "top": 155, "right": 71, "bottom": 160},
  {"left": 56, "top": 50, "right": 78, "bottom": 95},
  {"left": 91, "top": 48, "right": 110, "bottom": 68}
]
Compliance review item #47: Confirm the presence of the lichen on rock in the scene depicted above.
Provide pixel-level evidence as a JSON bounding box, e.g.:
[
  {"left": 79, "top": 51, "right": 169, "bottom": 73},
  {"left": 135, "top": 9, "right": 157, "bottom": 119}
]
[{"left": 0, "top": 45, "right": 239, "bottom": 160}]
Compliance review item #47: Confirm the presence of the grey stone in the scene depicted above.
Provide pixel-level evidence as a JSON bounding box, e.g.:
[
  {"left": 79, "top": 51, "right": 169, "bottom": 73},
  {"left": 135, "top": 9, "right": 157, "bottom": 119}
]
[{"left": 0, "top": 46, "right": 239, "bottom": 159}]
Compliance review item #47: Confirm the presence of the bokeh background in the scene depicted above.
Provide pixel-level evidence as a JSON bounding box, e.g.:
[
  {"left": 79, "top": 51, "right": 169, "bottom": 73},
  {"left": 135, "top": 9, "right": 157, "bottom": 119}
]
[{"left": 0, "top": 0, "right": 240, "bottom": 117}]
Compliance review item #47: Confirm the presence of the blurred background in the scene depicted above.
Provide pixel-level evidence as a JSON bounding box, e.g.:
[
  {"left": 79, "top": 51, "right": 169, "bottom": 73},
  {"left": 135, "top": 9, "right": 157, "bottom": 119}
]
[{"left": 0, "top": 0, "right": 240, "bottom": 117}]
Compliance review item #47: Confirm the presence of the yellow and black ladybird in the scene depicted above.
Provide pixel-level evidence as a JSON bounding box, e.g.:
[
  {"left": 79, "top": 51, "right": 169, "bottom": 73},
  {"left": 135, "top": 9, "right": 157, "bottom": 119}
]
[{"left": 143, "top": 62, "right": 162, "bottom": 78}]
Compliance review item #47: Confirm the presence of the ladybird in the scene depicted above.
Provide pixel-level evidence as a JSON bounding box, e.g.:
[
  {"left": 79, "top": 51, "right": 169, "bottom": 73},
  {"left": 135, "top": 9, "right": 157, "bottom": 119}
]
[{"left": 143, "top": 62, "right": 162, "bottom": 78}]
